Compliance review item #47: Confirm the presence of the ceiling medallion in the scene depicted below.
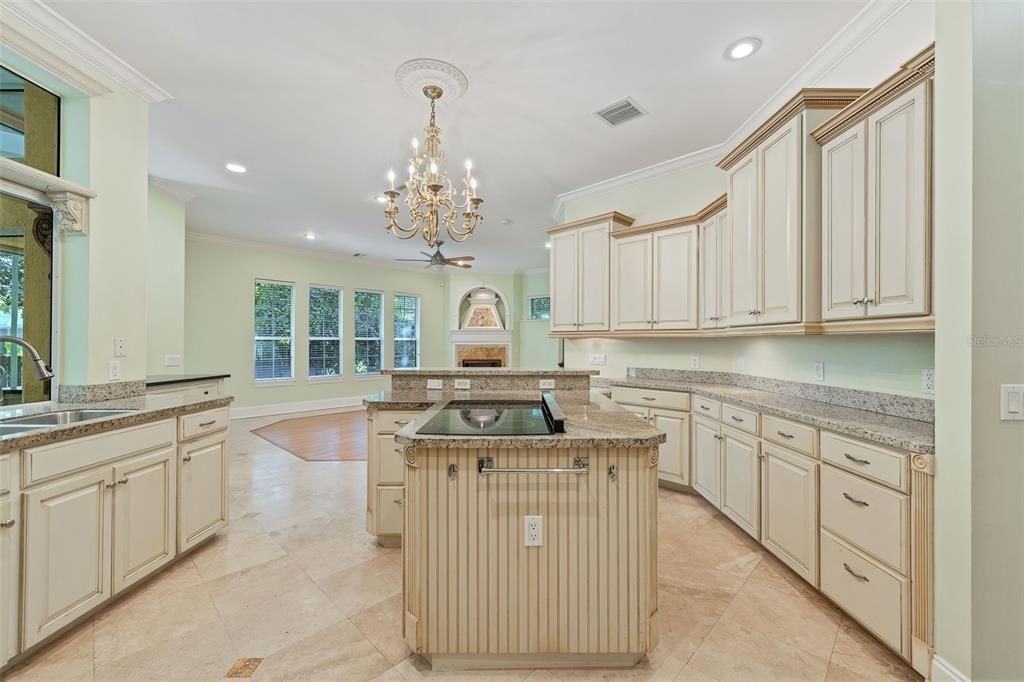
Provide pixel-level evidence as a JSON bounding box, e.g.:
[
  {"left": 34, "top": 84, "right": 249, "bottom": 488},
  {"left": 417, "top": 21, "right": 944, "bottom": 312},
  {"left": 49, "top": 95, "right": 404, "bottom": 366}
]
[{"left": 383, "top": 61, "right": 482, "bottom": 249}]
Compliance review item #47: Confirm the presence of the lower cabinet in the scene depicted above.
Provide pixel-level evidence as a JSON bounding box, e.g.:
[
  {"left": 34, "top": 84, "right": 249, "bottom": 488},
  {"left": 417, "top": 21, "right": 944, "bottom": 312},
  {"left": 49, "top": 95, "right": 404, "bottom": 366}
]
[
  {"left": 113, "top": 448, "right": 177, "bottom": 593},
  {"left": 367, "top": 409, "right": 421, "bottom": 545},
  {"left": 692, "top": 416, "right": 722, "bottom": 508},
  {"left": 651, "top": 409, "right": 691, "bottom": 486},
  {"left": 0, "top": 495, "right": 16, "bottom": 669},
  {"left": 720, "top": 426, "right": 760, "bottom": 540},
  {"left": 178, "top": 432, "right": 229, "bottom": 552},
  {"left": 22, "top": 469, "right": 113, "bottom": 649},
  {"left": 761, "top": 442, "right": 819, "bottom": 585},
  {"left": 377, "top": 487, "right": 404, "bottom": 535}
]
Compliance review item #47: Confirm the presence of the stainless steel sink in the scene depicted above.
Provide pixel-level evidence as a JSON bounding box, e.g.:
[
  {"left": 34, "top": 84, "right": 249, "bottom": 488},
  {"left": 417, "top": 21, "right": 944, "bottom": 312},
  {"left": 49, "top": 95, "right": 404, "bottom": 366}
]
[
  {"left": 1, "top": 409, "right": 138, "bottom": 427},
  {"left": 0, "top": 422, "right": 51, "bottom": 437}
]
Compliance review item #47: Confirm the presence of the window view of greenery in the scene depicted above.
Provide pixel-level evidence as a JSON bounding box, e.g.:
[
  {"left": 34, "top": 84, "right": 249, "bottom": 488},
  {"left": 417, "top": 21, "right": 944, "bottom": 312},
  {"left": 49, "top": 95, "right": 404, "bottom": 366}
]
[
  {"left": 354, "top": 291, "right": 383, "bottom": 375},
  {"left": 394, "top": 294, "right": 419, "bottom": 369},
  {"left": 528, "top": 296, "right": 551, "bottom": 320},
  {"left": 0, "top": 66, "right": 59, "bottom": 175},
  {"left": 0, "top": 194, "right": 53, "bottom": 405},
  {"left": 309, "top": 287, "right": 341, "bottom": 377},
  {"left": 254, "top": 280, "right": 293, "bottom": 380}
]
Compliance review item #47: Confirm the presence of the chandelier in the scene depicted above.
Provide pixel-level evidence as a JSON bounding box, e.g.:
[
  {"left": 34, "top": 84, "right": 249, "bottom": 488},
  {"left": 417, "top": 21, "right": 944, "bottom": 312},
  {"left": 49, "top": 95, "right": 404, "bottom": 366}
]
[{"left": 383, "top": 85, "right": 483, "bottom": 249}]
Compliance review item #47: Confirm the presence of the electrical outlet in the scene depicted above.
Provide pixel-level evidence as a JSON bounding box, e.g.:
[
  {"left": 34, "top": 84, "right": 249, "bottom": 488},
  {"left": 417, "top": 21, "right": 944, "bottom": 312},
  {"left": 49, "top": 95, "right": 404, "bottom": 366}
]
[
  {"left": 524, "top": 516, "right": 543, "bottom": 547},
  {"left": 164, "top": 354, "right": 182, "bottom": 367},
  {"left": 454, "top": 379, "right": 471, "bottom": 390},
  {"left": 690, "top": 355, "right": 700, "bottom": 369},
  {"left": 735, "top": 357, "right": 746, "bottom": 372},
  {"left": 539, "top": 379, "right": 555, "bottom": 389},
  {"left": 589, "top": 353, "right": 606, "bottom": 366},
  {"left": 114, "top": 337, "right": 127, "bottom": 358},
  {"left": 922, "top": 369, "right": 935, "bottom": 394},
  {"left": 815, "top": 362, "right": 825, "bottom": 383},
  {"left": 426, "top": 379, "right": 443, "bottom": 390},
  {"left": 108, "top": 360, "right": 121, "bottom": 381}
]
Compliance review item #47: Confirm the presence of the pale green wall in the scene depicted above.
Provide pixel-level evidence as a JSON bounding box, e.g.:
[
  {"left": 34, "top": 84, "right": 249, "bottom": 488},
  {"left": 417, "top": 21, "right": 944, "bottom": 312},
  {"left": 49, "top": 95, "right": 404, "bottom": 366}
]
[
  {"left": 146, "top": 186, "right": 186, "bottom": 375},
  {"left": 518, "top": 270, "right": 559, "bottom": 368}
]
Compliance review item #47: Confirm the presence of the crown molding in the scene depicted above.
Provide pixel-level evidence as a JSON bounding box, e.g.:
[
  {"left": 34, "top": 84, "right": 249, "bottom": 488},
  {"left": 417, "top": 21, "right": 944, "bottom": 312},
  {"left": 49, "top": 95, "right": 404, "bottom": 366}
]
[
  {"left": 0, "top": 0, "right": 172, "bottom": 103},
  {"left": 549, "top": 0, "right": 914, "bottom": 218},
  {"left": 149, "top": 176, "right": 196, "bottom": 204}
]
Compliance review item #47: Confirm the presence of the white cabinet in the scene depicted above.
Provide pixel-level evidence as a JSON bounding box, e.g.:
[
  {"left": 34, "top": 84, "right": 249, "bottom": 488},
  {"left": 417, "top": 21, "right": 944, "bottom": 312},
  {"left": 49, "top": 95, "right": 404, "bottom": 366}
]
[
  {"left": 721, "top": 426, "right": 760, "bottom": 540},
  {"left": 820, "top": 82, "right": 930, "bottom": 321},
  {"left": 549, "top": 229, "right": 580, "bottom": 332},
  {"left": 0, "top": 495, "right": 16, "bottom": 669},
  {"left": 178, "top": 432, "right": 228, "bottom": 552},
  {"left": 651, "top": 409, "right": 691, "bottom": 486},
  {"left": 367, "top": 409, "right": 422, "bottom": 546},
  {"left": 726, "top": 152, "right": 760, "bottom": 326},
  {"left": 549, "top": 215, "right": 628, "bottom": 333},
  {"left": 578, "top": 222, "right": 612, "bottom": 331},
  {"left": 692, "top": 416, "right": 722, "bottom": 509},
  {"left": 699, "top": 210, "right": 728, "bottom": 329},
  {"left": 22, "top": 468, "right": 113, "bottom": 649},
  {"left": 761, "top": 443, "right": 819, "bottom": 585},
  {"left": 612, "top": 224, "right": 698, "bottom": 331},
  {"left": 113, "top": 448, "right": 177, "bottom": 593},
  {"left": 758, "top": 117, "right": 802, "bottom": 325}
]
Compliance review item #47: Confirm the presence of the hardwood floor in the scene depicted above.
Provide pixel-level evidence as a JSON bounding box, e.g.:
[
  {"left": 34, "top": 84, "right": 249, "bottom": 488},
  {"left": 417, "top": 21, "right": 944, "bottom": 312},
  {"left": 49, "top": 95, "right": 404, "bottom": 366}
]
[{"left": 252, "top": 410, "right": 367, "bottom": 461}]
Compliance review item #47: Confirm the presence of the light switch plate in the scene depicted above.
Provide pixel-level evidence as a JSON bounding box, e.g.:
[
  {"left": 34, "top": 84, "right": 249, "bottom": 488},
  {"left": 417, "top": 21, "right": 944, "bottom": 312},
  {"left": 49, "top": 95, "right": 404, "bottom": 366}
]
[
  {"left": 690, "top": 355, "right": 700, "bottom": 369},
  {"left": 164, "top": 354, "right": 182, "bottom": 367},
  {"left": 1000, "top": 384, "right": 1024, "bottom": 420},
  {"left": 589, "top": 353, "right": 606, "bottom": 366},
  {"left": 539, "top": 379, "right": 556, "bottom": 389},
  {"left": 108, "top": 360, "right": 121, "bottom": 381},
  {"left": 114, "top": 337, "right": 127, "bottom": 358},
  {"left": 815, "top": 362, "right": 825, "bottom": 383},
  {"left": 426, "top": 379, "right": 443, "bottom": 390},
  {"left": 922, "top": 369, "right": 935, "bottom": 395},
  {"left": 454, "top": 379, "right": 471, "bottom": 390}
]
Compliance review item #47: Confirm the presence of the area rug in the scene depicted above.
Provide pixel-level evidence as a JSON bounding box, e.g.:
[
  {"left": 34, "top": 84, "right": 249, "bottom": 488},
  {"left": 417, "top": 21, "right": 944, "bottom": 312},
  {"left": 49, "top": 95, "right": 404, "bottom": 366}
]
[{"left": 252, "top": 411, "right": 367, "bottom": 461}]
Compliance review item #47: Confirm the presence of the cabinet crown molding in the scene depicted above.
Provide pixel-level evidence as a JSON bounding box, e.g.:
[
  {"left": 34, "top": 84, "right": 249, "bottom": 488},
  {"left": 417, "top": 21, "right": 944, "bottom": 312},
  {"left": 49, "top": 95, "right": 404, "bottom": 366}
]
[
  {"left": 812, "top": 43, "right": 935, "bottom": 145},
  {"left": 717, "top": 88, "right": 868, "bottom": 171},
  {"left": 611, "top": 194, "right": 726, "bottom": 238},
  {"left": 545, "top": 211, "right": 635, "bottom": 234}
]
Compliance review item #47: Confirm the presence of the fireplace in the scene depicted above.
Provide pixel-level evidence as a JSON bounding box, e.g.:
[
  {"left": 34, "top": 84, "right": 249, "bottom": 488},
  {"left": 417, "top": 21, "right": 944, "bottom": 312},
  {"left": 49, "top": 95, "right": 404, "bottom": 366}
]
[
  {"left": 462, "top": 358, "right": 503, "bottom": 368},
  {"left": 455, "top": 344, "right": 508, "bottom": 368}
]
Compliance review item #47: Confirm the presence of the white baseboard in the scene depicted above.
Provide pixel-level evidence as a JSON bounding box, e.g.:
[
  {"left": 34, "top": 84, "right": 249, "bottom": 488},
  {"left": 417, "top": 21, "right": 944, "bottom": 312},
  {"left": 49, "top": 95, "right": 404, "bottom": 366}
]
[
  {"left": 932, "top": 655, "right": 971, "bottom": 682},
  {"left": 229, "top": 394, "right": 369, "bottom": 420}
]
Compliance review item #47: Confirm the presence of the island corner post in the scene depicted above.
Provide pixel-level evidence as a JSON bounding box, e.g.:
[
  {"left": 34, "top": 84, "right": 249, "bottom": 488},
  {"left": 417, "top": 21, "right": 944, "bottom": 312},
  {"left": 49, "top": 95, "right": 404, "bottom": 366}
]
[{"left": 398, "top": 444, "right": 660, "bottom": 671}]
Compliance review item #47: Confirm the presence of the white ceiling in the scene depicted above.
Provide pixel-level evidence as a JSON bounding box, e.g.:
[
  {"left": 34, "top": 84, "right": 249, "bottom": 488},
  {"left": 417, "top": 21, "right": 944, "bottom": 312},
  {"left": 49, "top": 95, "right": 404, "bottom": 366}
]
[{"left": 46, "top": 0, "right": 871, "bottom": 271}]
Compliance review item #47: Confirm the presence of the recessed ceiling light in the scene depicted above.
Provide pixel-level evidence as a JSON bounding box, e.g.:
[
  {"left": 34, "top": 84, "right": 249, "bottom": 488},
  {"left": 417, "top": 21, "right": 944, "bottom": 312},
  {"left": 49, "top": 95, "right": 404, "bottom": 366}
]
[
  {"left": 304, "top": 232, "right": 317, "bottom": 240},
  {"left": 725, "top": 37, "right": 762, "bottom": 61},
  {"left": 225, "top": 162, "right": 247, "bottom": 173},
  {"left": 352, "top": 252, "right": 364, "bottom": 257},
  {"left": 545, "top": 242, "right": 552, "bottom": 249},
  {"left": 499, "top": 218, "right": 512, "bottom": 225},
  {"left": 375, "top": 195, "right": 388, "bottom": 204}
]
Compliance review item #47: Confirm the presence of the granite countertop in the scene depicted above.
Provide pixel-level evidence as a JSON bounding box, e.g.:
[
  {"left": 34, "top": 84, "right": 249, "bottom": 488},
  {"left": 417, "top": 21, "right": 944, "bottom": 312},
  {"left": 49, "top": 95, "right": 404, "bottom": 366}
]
[
  {"left": 366, "top": 390, "right": 665, "bottom": 450},
  {"left": 0, "top": 392, "right": 233, "bottom": 451},
  {"left": 146, "top": 372, "right": 231, "bottom": 386},
  {"left": 605, "top": 377, "right": 934, "bottom": 454},
  {"left": 381, "top": 368, "right": 599, "bottom": 376}
]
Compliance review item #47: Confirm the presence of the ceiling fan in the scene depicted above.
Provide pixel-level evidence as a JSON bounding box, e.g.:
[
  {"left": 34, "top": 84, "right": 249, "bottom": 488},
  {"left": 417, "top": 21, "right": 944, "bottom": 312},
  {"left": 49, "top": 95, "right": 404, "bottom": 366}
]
[{"left": 394, "top": 240, "right": 475, "bottom": 269}]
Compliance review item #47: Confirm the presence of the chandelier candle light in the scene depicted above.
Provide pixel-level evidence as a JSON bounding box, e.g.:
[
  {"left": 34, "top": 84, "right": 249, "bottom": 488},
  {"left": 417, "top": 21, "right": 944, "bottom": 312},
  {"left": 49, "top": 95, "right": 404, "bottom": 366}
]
[{"left": 383, "top": 85, "right": 483, "bottom": 248}]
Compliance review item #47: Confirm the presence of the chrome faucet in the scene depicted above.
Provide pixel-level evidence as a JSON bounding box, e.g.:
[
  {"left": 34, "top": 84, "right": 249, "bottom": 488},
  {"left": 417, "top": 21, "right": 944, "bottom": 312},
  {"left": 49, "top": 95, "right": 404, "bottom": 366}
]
[{"left": 0, "top": 336, "right": 55, "bottom": 382}]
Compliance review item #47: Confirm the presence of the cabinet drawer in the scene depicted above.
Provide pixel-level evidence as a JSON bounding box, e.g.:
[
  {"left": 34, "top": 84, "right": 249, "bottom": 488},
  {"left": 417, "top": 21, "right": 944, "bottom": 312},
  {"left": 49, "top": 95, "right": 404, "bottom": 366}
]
[
  {"left": 763, "top": 415, "right": 817, "bottom": 457},
  {"left": 377, "top": 486, "right": 404, "bottom": 535},
  {"left": 692, "top": 396, "right": 721, "bottom": 420},
  {"left": 179, "top": 408, "right": 229, "bottom": 441},
  {"left": 820, "top": 529, "right": 910, "bottom": 655},
  {"left": 612, "top": 387, "right": 690, "bottom": 411},
  {"left": 821, "top": 465, "right": 909, "bottom": 574},
  {"left": 0, "top": 454, "right": 9, "bottom": 495},
  {"left": 192, "top": 382, "right": 220, "bottom": 398},
  {"left": 23, "top": 420, "right": 177, "bottom": 487},
  {"left": 820, "top": 431, "right": 909, "bottom": 493},
  {"left": 376, "top": 411, "right": 420, "bottom": 435},
  {"left": 721, "top": 403, "right": 759, "bottom": 435},
  {"left": 378, "top": 435, "right": 405, "bottom": 485}
]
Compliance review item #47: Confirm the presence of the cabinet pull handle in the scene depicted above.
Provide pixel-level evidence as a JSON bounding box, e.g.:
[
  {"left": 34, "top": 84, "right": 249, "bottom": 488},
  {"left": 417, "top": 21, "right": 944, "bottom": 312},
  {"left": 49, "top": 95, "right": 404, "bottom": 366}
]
[
  {"left": 105, "top": 481, "right": 118, "bottom": 489},
  {"left": 843, "top": 563, "right": 870, "bottom": 582},
  {"left": 117, "top": 477, "right": 128, "bottom": 486},
  {"left": 199, "top": 420, "right": 216, "bottom": 427},
  {"left": 394, "top": 420, "right": 411, "bottom": 425},
  {"left": 699, "top": 405, "right": 710, "bottom": 410},
  {"left": 843, "top": 453, "right": 871, "bottom": 465},
  {"left": 713, "top": 434, "right": 722, "bottom": 441},
  {"left": 776, "top": 430, "right": 794, "bottom": 439},
  {"left": 182, "top": 455, "right": 193, "bottom": 463},
  {"left": 0, "top": 519, "right": 15, "bottom": 529},
  {"left": 731, "top": 415, "right": 744, "bottom": 423},
  {"left": 394, "top": 448, "right": 405, "bottom": 454},
  {"left": 842, "top": 492, "right": 870, "bottom": 507},
  {"left": 641, "top": 397, "right": 657, "bottom": 401},
  {"left": 393, "top": 498, "right": 404, "bottom": 506}
]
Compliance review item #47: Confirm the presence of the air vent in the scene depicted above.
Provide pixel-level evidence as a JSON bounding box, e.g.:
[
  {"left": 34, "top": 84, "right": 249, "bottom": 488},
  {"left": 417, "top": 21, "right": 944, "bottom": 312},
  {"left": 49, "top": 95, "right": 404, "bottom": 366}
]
[{"left": 594, "top": 97, "right": 647, "bottom": 127}]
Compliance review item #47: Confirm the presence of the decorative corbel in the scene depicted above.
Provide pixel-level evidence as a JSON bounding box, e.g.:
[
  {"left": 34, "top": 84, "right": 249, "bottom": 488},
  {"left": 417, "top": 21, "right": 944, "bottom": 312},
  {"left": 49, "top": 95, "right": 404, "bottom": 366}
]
[{"left": 46, "top": 191, "right": 90, "bottom": 234}]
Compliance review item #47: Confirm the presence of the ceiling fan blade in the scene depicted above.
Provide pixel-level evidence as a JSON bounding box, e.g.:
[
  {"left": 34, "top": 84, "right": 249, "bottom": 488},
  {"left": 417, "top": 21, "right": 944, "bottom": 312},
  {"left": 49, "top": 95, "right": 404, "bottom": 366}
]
[
  {"left": 394, "top": 258, "right": 430, "bottom": 262},
  {"left": 449, "top": 261, "right": 473, "bottom": 269},
  {"left": 447, "top": 255, "right": 475, "bottom": 261},
  {"left": 419, "top": 252, "right": 435, "bottom": 258}
]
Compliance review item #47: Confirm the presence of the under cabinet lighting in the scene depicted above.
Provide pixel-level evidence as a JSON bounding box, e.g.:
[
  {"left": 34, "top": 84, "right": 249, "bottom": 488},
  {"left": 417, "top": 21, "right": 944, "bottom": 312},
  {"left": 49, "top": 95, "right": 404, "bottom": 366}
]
[{"left": 725, "top": 38, "right": 762, "bottom": 61}]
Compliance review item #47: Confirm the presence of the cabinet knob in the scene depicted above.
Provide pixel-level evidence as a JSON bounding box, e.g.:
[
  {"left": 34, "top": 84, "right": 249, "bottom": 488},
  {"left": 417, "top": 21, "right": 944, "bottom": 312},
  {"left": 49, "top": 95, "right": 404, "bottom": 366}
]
[
  {"left": 0, "top": 519, "right": 14, "bottom": 529},
  {"left": 182, "top": 455, "right": 193, "bottom": 463},
  {"left": 393, "top": 498, "right": 404, "bottom": 506},
  {"left": 117, "top": 477, "right": 128, "bottom": 486},
  {"left": 105, "top": 481, "right": 118, "bottom": 489}
]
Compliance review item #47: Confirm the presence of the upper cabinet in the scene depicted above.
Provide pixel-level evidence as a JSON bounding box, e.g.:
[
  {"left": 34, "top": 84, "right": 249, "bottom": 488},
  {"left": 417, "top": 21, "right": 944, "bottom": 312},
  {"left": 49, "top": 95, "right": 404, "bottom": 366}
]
[
  {"left": 547, "top": 212, "right": 634, "bottom": 333},
  {"left": 699, "top": 206, "right": 728, "bottom": 329},
  {"left": 815, "top": 45, "right": 934, "bottom": 324},
  {"left": 718, "top": 88, "right": 867, "bottom": 329}
]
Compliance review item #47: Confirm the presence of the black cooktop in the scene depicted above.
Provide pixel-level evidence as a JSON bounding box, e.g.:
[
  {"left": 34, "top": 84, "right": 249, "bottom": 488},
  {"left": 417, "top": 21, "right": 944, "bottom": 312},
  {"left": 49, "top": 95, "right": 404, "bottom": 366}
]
[{"left": 416, "top": 393, "right": 566, "bottom": 436}]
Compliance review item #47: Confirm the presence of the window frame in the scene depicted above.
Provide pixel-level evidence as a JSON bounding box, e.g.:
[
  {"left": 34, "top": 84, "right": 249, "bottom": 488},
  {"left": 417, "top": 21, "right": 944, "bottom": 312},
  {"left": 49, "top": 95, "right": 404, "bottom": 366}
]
[
  {"left": 253, "top": 278, "right": 296, "bottom": 384},
  {"left": 353, "top": 288, "right": 384, "bottom": 377},
  {"left": 526, "top": 295, "right": 552, "bottom": 321},
  {"left": 307, "top": 284, "right": 343, "bottom": 382},
  {"left": 393, "top": 292, "right": 421, "bottom": 370}
]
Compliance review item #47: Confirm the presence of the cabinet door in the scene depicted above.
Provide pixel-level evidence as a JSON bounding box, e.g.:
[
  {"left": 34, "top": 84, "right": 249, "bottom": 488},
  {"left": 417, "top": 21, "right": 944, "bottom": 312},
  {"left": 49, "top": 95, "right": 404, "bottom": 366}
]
[
  {"left": 692, "top": 417, "right": 722, "bottom": 509},
  {"left": 758, "top": 117, "right": 802, "bottom": 325},
  {"left": 726, "top": 152, "right": 759, "bottom": 326},
  {"left": 377, "top": 486, "right": 404, "bottom": 535},
  {"left": 112, "top": 448, "right": 177, "bottom": 594},
  {"left": 721, "top": 426, "right": 760, "bottom": 540},
  {"left": 0, "top": 497, "right": 14, "bottom": 668},
  {"left": 699, "top": 218, "right": 720, "bottom": 328},
  {"left": 178, "top": 433, "right": 228, "bottom": 552},
  {"left": 652, "top": 225, "right": 699, "bottom": 330},
  {"left": 23, "top": 469, "right": 112, "bottom": 649},
  {"left": 762, "top": 443, "right": 819, "bottom": 586},
  {"left": 652, "top": 409, "right": 690, "bottom": 485},
  {"left": 866, "top": 82, "right": 930, "bottom": 318},
  {"left": 611, "top": 233, "right": 652, "bottom": 331},
  {"left": 822, "top": 123, "right": 868, "bottom": 321},
  {"left": 549, "top": 229, "right": 579, "bottom": 332},
  {"left": 578, "top": 222, "right": 611, "bottom": 331}
]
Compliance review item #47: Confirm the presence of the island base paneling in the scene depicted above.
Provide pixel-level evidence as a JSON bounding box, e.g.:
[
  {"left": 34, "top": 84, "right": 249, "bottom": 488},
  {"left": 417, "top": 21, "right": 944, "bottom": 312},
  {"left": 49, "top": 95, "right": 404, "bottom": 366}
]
[{"left": 402, "top": 446, "right": 658, "bottom": 668}]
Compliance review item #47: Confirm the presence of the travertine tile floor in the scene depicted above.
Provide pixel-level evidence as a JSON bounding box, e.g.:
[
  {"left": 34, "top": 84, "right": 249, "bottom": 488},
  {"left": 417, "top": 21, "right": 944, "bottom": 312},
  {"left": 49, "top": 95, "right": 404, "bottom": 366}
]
[{"left": 4, "top": 410, "right": 922, "bottom": 682}]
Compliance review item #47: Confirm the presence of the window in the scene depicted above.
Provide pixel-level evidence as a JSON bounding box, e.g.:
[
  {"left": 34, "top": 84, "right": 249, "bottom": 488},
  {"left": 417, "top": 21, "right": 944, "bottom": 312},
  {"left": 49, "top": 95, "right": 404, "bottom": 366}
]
[
  {"left": 354, "top": 290, "right": 383, "bottom": 375},
  {"left": 309, "top": 286, "right": 342, "bottom": 378},
  {"left": 254, "top": 280, "right": 294, "bottom": 381},
  {"left": 527, "top": 295, "right": 551, "bottom": 320},
  {"left": 393, "top": 294, "right": 420, "bottom": 369}
]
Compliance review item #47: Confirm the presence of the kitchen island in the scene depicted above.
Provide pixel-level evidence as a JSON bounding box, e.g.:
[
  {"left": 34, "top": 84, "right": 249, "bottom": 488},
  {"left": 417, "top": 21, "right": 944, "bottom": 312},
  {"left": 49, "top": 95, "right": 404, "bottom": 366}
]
[{"left": 372, "top": 387, "right": 665, "bottom": 671}]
